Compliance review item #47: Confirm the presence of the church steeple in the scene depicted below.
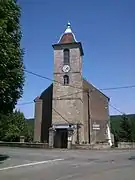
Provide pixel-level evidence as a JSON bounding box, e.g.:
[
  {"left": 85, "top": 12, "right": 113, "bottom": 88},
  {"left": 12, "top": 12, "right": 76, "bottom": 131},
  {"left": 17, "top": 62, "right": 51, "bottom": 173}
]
[
  {"left": 64, "top": 22, "right": 73, "bottom": 34},
  {"left": 58, "top": 22, "right": 77, "bottom": 44}
]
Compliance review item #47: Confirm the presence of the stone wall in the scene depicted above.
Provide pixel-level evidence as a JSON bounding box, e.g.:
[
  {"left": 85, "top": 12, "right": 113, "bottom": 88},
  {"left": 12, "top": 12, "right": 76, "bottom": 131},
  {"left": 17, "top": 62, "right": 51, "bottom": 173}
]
[
  {"left": 40, "top": 84, "right": 53, "bottom": 143},
  {"left": 34, "top": 84, "right": 53, "bottom": 143},
  {"left": 52, "top": 44, "right": 84, "bottom": 144},
  {"left": 118, "top": 142, "right": 135, "bottom": 149},
  {"left": 83, "top": 79, "right": 110, "bottom": 143},
  {"left": 72, "top": 143, "right": 111, "bottom": 150},
  {"left": 34, "top": 97, "right": 43, "bottom": 142},
  {"left": 1, "top": 141, "right": 135, "bottom": 150},
  {"left": 0, "top": 142, "right": 49, "bottom": 149}
]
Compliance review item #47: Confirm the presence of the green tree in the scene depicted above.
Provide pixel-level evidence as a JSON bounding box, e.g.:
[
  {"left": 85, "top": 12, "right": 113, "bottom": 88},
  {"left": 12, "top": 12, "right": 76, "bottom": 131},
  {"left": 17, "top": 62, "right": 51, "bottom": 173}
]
[
  {"left": 0, "top": 110, "right": 32, "bottom": 142},
  {"left": 130, "top": 115, "right": 135, "bottom": 142},
  {"left": 119, "top": 115, "right": 132, "bottom": 142},
  {"left": 0, "top": 114, "right": 9, "bottom": 140},
  {"left": 0, "top": 0, "right": 24, "bottom": 114},
  {"left": 110, "top": 114, "right": 135, "bottom": 144},
  {"left": 26, "top": 119, "right": 34, "bottom": 142}
]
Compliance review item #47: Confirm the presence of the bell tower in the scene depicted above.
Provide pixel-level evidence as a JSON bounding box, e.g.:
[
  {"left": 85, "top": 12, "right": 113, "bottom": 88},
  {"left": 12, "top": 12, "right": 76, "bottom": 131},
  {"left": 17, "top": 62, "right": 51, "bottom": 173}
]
[{"left": 52, "top": 23, "right": 84, "bottom": 143}]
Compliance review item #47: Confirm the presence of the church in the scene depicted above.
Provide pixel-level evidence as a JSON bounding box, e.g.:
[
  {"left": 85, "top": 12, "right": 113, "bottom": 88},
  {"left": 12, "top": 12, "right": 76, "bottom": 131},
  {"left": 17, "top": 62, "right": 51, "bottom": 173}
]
[{"left": 34, "top": 23, "right": 112, "bottom": 148}]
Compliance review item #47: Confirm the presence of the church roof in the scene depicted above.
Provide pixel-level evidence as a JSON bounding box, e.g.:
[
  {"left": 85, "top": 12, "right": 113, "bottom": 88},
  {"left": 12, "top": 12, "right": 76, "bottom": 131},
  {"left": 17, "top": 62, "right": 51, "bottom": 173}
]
[
  {"left": 83, "top": 78, "right": 110, "bottom": 101},
  {"left": 58, "top": 22, "right": 77, "bottom": 44}
]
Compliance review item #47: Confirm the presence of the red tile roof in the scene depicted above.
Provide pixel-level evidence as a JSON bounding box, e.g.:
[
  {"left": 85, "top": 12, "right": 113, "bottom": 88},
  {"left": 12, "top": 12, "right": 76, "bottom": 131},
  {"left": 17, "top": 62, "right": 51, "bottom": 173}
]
[{"left": 59, "top": 33, "right": 76, "bottom": 44}]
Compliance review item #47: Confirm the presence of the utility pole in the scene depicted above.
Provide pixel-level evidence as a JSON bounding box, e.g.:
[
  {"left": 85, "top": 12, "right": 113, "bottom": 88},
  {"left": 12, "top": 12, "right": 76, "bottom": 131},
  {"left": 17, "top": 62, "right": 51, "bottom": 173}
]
[{"left": 87, "top": 91, "right": 91, "bottom": 144}]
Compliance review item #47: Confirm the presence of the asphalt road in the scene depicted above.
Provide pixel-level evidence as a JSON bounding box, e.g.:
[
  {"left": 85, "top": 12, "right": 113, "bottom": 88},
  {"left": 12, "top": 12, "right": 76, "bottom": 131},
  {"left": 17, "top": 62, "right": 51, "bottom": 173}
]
[{"left": 0, "top": 147, "right": 135, "bottom": 180}]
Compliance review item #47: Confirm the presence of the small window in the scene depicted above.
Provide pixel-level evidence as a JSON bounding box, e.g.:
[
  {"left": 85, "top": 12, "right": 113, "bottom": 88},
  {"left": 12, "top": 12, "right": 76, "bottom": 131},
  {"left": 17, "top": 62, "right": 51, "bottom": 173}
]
[
  {"left": 63, "top": 75, "right": 69, "bottom": 85},
  {"left": 64, "top": 49, "right": 70, "bottom": 65}
]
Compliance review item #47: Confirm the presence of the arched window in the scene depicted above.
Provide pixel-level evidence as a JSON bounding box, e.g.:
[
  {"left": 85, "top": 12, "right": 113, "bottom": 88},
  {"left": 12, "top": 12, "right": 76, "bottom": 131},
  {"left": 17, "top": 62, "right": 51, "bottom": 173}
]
[
  {"left": 64, "top": 49, "right": 70, "bottom": 65},
  {"left": 63, "top": 75, "right": 69, "bottom": 85}
]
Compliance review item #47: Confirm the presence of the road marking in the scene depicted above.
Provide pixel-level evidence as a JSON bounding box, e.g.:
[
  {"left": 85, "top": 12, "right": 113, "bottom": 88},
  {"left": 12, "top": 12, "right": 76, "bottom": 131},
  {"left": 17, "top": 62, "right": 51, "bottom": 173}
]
[{"left": 0, "top": 158, "right": 63, "bottom": 171}]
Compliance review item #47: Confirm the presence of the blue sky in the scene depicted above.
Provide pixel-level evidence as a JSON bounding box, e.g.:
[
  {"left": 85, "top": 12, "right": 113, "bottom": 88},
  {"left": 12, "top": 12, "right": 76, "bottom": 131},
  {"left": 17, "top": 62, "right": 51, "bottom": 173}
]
[{"left": 16, "top": 0, "right": 135, "bottom": 118}]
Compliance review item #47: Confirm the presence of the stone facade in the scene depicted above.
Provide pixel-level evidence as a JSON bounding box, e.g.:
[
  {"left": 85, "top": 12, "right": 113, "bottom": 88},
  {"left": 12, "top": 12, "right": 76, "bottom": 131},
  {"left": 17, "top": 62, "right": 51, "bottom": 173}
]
[
  {"left": 52, "top": 44, "right": 84, "bottom": 143},
  {"left": 34, "top": 97, "right": 43, "bottom": 142},
  {"left": 34, "top": 23, "right": 111, "bottom": 147},
  {"left": 83, "top": 79, "right": 110, "bottom": 144},
  {"left": 34, "top": 85, "right": 53, "bottom": 143}
]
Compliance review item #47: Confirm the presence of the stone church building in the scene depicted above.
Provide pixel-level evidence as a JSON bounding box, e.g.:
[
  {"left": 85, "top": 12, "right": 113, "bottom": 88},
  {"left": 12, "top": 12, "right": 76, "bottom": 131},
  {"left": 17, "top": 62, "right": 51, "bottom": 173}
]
[{"left": 34, "top": 23, "right": 112, "bottom": 148}]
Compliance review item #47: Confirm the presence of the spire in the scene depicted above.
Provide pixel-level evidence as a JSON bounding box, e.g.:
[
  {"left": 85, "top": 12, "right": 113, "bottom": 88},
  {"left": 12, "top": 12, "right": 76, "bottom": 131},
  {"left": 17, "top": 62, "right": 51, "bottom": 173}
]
[
  {"left": 58, "top": 22, "right": 77, "bottom": 44},
  {"left": 64, "top": 22, "right": 72, "bottom": 34}
]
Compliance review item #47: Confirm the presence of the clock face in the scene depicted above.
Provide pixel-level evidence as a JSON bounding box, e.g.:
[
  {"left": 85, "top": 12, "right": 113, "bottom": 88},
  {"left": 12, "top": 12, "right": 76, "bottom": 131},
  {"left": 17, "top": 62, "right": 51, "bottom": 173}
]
[{"left": 62, "top": 65, "right": 70, "bottom": 73}]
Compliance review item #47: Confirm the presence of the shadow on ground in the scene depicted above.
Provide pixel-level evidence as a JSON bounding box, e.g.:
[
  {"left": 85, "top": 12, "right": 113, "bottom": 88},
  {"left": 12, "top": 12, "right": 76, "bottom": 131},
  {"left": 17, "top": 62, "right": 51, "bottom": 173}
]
[
  {"left": 0, "top": 154, "right": 9, "bottom": 164},
  {"left": 129, "top": 156, "right": 135, "bottom": 161}
]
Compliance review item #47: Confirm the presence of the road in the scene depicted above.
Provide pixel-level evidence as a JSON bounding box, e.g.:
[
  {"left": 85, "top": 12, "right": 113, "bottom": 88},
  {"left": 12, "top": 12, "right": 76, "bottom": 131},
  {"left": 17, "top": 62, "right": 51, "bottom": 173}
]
[{"left": 0, "top": 147, "right": 135, "bottom": 180}]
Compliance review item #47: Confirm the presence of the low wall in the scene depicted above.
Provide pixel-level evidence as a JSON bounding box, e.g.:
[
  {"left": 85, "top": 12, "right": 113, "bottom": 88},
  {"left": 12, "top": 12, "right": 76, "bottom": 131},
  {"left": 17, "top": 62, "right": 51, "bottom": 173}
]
[
  {"left": 0, "top": 142, "right": 110, "bottom": 150},
  {"left": 92, "top": 143, "right": 111, "bottom": 150},
  {"left": 0, "top": 142, "right": 49, "bottom": 149},
  {"left": 72, "top": 143, "right": 111, "bottom": 150},
  {"left": 0, "top": 141, "right": 135, "bottom": 150},
  {"left": 118, "top": 142, "right": 135, "bottom": 149}
]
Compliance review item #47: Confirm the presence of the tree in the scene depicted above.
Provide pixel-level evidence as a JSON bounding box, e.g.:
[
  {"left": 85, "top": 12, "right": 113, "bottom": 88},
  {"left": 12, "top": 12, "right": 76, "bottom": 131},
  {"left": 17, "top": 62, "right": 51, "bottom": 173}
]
[
  {"left": 26, "top": 119, "right": 34, "bottom": 142},
  {"left": 0, "top": 0, "right": 24, "bottom": 114},
  {"left": 130, "top": 115, "right": 135, "bottom": 142},
  {"left": 0, "top": 110, "right": 32, "bottom": 142},
  {"left": 110, "top": 114, "right": 135, "bottom": 144},
  {"left": 119, "top": 115, "right": 132, "bottom": 142}
]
